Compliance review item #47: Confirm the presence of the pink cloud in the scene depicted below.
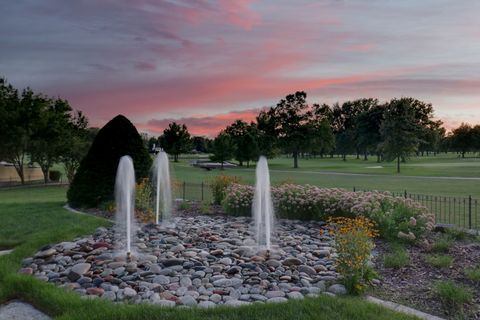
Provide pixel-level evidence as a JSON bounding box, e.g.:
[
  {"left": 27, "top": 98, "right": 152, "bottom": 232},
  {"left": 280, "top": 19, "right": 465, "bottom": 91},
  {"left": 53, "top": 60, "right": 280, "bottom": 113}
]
[{"left": 138, "top": 108, "right": 263, "bottom": 137}]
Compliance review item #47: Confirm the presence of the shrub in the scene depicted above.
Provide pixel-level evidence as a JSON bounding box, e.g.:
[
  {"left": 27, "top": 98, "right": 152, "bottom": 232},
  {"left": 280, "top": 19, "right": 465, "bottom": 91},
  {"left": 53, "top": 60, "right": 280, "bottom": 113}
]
[
  {"left": 49, "top": 170, "right": 62, "bottom": 182},
  {"left": 178, "top": 201, "right": 190, "bottom": 210},
  {"left": 210, "top": 175, "right": 239, "bottom": 205},
  {"left": 465, "top": 266, "right": 480, "bottom": 281},
  {"left": 67, "top": 115, "right": 152, "bottom": 208},
  {"left": 431, "top": 237, "right": 452, "bottom": 253},
  {"left": 135, "top": 177, "right": 154, "bottom": 222},
  {"left": 199, "top": 201, "right": 211, "bottom": 215},
  {"left": 326, "top": 216, "right": 378, "bottom": 295},
  {"left": 223, "top": 183, "right": 435, "bottom": 239},
  {"left": 433, "top": 280, "right": 473, "bottom": 310},
  {"left": 445, "top": 228, "right": 468, "bottom": 241},
  {"left": 425, "top": 254, "right": 453, "bottom": 268},
  {"left": 383, "top": 244, "right": 410, "bottom": 268}
]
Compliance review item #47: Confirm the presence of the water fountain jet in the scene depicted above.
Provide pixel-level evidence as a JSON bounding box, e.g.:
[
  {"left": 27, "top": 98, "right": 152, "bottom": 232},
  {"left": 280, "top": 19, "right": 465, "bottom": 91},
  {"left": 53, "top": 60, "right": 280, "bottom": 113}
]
[
  {"left": 252, "top": 156, "right": 275, "bottom": 249},
  {"left": 152, "top": 151, "right": 173, "bottom": 224},
  {"left": 115, "top": 155, "right": 136, "bottom": 257}
]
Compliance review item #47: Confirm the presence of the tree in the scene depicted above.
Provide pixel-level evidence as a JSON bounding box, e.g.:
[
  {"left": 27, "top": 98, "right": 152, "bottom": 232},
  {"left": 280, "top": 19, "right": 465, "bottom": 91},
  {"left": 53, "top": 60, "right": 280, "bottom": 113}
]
[
  {"left": 0, "top": 80, "right": 41, "bottom": 184},
  {"left": 159, "top": 122, "right": 191, "bottom": 162},
  {"left": 238, "top": 125, "right": 260, "bottom": 167},
  {"left": 267, "top": 91, "right": 312, "bottom": 168},
  {"left": 210, "top": 132, "right": 234, "bottom": 170},
  {"left": 256, "top": 110, "right": 278, "bottom": 158},
  {"left": 450, "top": 123, "right": 473, "bottom": 158},
  {"left": 355, "top": 104, "right": 384, "bottom": 161},
  {"left": 61, "top": 111, "right": 95, "bottom": 183},
  {"left": 225, "top": 120, "right": 249, "bottom": 166},
  {"left": 67, "top": 115, "right": 152, "bottom": 208},
  {"left": 380, "top": 98, "right": 422, "bottom": 173},
  {"left": 30, "top": 98, "right": 73, "bottom": 183},
  {"left": 192, "top": 136, "right": 209, "bottom": 153}
]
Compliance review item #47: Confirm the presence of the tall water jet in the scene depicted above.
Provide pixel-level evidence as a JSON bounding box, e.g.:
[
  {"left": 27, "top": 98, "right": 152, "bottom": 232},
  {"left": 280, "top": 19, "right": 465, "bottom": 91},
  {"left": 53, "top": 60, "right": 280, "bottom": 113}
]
[
  {"left": 115, "top": 155, "right": 136, "bottom": 257},
  {"left": 253, "top": 156, "right": 274, "bottom": 249},
  {"left": 153, "top": 151, "right": 172, "bottom": 224}
]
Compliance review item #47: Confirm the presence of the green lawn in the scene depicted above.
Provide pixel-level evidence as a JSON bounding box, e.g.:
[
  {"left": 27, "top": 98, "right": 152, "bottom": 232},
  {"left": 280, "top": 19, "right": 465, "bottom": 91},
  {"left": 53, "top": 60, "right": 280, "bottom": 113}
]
[
  {"left": 171, "top": 154, "right": 480, "bottom": 198},
  {"left": 0, "top": 186, "right": 418, "bottom": 320}
]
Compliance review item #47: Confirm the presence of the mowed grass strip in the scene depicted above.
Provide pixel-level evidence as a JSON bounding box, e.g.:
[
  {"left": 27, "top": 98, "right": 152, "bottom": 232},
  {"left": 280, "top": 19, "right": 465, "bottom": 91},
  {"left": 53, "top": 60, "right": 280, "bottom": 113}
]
[
  {"left": 170, "top": 154, "right": 480, "bottom": 198},
  {"left": 0, "top": 186, "right": 418, "bottom": 320}
]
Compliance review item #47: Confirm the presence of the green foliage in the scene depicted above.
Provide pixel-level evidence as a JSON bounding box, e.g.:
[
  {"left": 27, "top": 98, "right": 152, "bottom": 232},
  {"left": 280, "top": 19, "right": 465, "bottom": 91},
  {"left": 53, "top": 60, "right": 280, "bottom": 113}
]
[
  {"left": 210, "top": 175, "right": 239, "bottom": 205},
  {"left": 48, "top": 170, "right": 62, "bottom": 182},
  {"left": 327, "top": 217, "right": 378, "bottom": 295},
  {"left": 159, "top": 122, "right": 191, "bottom": 162},
  {"left": 67, "top": 115, "right": 152, "bottom": 208},
  {"left": 178, "top": 201, "right": 190, "bottom": 210},
  {"left": 431, "top": 237, "right": 452, "bottom": 253},
  {"left": 445, "top": 228, "right": 468, "bottom": 241},
  {"left": 210, "top": 132, "right": 234, "bottom": 169},
  {"left": 199, "top": 201, "right": 211, "bottom": 215},
  {"left": 433, "top": 280, "right": 473, "bottom": 310},
  {"left": 135, "top": 178, "right": 153, "bottom": 214},
  {"left": 383, "top": 244, "right": 410, "bottom": 268},
  {"left": 380, "top": 98, "right": 423, "bottom": 173},
  {"left": 464, "top": 266, "right": 480, "bottom": 281},
  {"left": 61, "top": 112, "right": 95, "bottom": 183},
  {"left": 374, "top": 203, "right": 429, "bottom": 242},
  {"left": 425, "top": 254, "right": 453, "bottom": 268}
]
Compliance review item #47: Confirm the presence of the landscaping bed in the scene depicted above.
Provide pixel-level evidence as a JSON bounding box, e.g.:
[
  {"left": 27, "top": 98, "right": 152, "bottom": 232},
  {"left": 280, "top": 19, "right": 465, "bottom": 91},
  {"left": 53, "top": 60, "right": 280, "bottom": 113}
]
[{"left": 372, "top": 231, "right": 480, "bottom": 319}]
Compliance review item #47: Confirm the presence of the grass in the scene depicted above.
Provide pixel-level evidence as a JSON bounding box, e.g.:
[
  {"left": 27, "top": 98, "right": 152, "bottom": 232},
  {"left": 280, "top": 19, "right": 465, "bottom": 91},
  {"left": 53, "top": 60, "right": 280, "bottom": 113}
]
[
  {"left": 433, "top": 280, "right": 473, "bottom": 309},
  {"left": 0, "top": 185, "right": 418, "bottom": 320},
  {"left": 425, "top": 254, "right": 453, "bottom": 268},
  {"left": 383, "top": 244, "right": 410, "bottom": 269},
  {"left": 170, "top": 154, "right": 480, "bottom": 198},
  {"left": 430, "top": 237, "right": 452, "bottom": 253},
  {"left": 465, "top": 266, "right": 480, "bottom": 281}
]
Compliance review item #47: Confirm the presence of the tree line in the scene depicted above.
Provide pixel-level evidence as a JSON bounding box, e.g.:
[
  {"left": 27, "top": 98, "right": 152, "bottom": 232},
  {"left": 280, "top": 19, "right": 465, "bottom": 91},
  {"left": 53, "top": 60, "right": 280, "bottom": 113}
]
[
  {"left": 0, "top": 79, "right": 96, "bottom": 184},
  {"left": 2, "top": 78, "right": 480, "bottom": 184},
  {"left": 155, "top": 91, "right": 479, "bottom": 172}
]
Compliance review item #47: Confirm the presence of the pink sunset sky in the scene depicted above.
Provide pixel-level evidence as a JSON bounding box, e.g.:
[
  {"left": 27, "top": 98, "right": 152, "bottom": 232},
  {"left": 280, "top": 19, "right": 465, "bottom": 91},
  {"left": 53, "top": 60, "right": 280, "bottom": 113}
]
[{"left": 1, "top": 1, "right": 480, "bottom": 136}]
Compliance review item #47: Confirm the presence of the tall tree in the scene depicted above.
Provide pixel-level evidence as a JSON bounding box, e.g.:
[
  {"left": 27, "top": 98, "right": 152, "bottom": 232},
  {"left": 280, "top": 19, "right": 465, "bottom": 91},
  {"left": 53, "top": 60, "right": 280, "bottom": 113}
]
[
  {"left": 192, "top": 136, "right": 209, "bottom": 153},
  {"left": 30, "top": 98, "right": 73, "bottom": 183},
  {"left": 355, "top": 104, "right": 384, "bottom": 161},
  {"left": 256, "top": 110, "right": 278, "bottom": 158},
  {"left": 380, "top": 98, "right": 422, "bottom": 173},
  {"left": 225, "top": 120, "right": 249, "bottom": 166},
  {"left": 450, "top": 123, "right": 473, "bottom": 158},
  {"left": 267, "top": 91, "right": 312, "bottom": 168},
  {"left": 210, "top": 132, "right": 234, "bottom": 170},
  {"left": 61, "top": 111, "right": 94, "bottom": 183},
  {"left": 0, "top": 80, "right": 41, "bottom": 184},
  {"left": 159, "top": 122, "right": 191, "bottom": 162}
]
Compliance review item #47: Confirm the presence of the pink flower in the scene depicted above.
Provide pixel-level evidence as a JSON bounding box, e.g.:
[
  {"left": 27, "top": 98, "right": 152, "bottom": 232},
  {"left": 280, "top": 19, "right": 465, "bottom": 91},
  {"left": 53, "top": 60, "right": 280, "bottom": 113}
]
[{"left": 409, "top": 217, "right": 417, "bottom": 226}]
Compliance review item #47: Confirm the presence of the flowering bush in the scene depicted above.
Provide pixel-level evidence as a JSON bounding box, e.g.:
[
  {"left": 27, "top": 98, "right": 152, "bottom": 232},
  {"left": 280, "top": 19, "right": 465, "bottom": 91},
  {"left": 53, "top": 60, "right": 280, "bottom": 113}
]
[
  {"left": 135, "top": 177, "right": 154, "bottom": 223},
  {"left": 326, "top": 217, "right": 378, "bottom": 294},
  {"left": 223, "top": 183, "right": 435, "bottom": 239},
  {"left": 210, "top": 175, "right": 240, "bottom": 205}
]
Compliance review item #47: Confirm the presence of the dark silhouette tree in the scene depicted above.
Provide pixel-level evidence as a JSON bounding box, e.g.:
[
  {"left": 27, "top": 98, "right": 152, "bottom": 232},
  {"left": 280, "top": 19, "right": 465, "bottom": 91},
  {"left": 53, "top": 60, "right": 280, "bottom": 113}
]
[
  {"left": 210, "top": 132, "right": 234, "bottom": 170},
  {"left": 380, "top": 98, "right": 422, "bottom": 173},
  {"left": 159, "top": 122, "right": 191, "bottom": 162},
  {"left": 67, "top": 115, "right": 152, "bottom": 207}
]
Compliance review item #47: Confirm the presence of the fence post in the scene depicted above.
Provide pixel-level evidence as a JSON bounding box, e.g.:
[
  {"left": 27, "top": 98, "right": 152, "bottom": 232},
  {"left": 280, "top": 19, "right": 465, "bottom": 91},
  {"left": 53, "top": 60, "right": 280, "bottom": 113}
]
[
  {"left": 201, "top": 182, "right": 204, "bottom": 201},
  {"left": 469, "top": 195, "right": 472, "bottom": 229},
  {"left": 183, "top": 181, "right": 186, "bottom": 200},
  {"left": 404, "top": 190, "right": 407, "bottom": 198}
]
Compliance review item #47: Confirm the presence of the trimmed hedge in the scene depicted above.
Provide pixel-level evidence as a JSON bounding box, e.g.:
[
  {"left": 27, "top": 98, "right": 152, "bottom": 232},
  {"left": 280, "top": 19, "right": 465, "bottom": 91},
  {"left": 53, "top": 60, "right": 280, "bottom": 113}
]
[{"left": 67, "top": 115, "right": 152, "bottom": 208}]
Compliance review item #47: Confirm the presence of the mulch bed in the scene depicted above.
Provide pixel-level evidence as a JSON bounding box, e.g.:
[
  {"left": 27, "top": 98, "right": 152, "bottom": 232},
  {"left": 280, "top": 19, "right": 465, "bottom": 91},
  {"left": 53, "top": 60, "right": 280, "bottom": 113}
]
[{"left": 372, "top": 232, "right": 480, "bottom": 319}]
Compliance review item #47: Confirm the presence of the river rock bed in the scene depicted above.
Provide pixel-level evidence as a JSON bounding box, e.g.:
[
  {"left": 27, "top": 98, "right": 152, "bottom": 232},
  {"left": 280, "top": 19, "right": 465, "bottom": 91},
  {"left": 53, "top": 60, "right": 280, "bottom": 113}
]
[{"left": 20, "top": 214, "right": 343, "bottom": 307}]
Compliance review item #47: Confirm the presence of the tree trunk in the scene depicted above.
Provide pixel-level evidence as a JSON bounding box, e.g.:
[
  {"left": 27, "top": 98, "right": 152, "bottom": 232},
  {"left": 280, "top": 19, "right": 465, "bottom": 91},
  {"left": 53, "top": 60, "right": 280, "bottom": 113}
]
[
  {"left": 376, "top": 154, "right": 380, "bottom": 163},
  {"left": 246, "top": 161, "right": 250, "bottom": 168},
  {"left": 364, "top": 151, "right": 368, "bottom": 161},
  {"left": 293, "top": 151, "right": 298, "bottom": 168},
  {"left": 342, "top": 154, "right": 346, "bottom": 161},
  {"left": 239, "top": 160, "right": 243, "bottom": 166},
  {"left": 13, "top": 160, "right": 25, "bottom": 185},
  {"left": 397, "top": 156, "right": 400, "bottom": 173},
  {"left": 42, "top": 168, "right": 49, "bottom": 184},
  {"left": 462, "top": 152, "right": 465, "bottom": 158},
  {"left": 174, "top": 154, "right": 178, "bottom": 162}
]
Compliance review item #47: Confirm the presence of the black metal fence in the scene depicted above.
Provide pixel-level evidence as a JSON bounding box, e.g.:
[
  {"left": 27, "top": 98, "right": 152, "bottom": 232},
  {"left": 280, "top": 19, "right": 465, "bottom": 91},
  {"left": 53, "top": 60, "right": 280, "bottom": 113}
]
[{"left": 175, "top": 182, "right": 480, "bottom": 231}]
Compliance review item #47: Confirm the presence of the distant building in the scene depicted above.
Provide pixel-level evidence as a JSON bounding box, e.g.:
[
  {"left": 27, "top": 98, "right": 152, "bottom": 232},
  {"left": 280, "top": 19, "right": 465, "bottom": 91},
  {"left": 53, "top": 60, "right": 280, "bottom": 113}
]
[{"left": 0, "top": 161, "right": 43, "bottom": 184}]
